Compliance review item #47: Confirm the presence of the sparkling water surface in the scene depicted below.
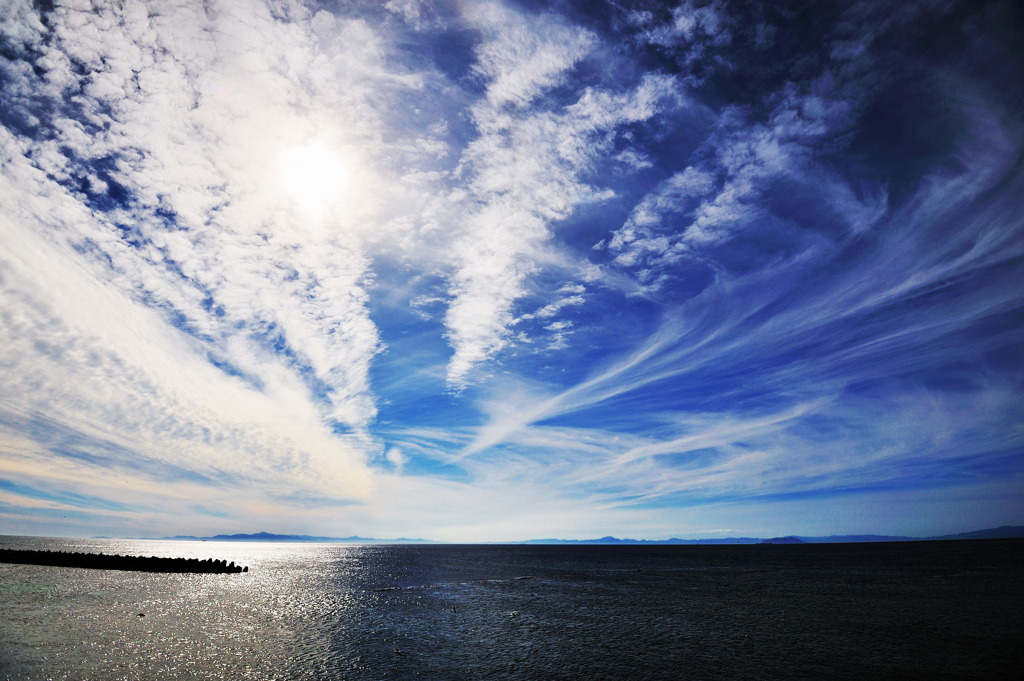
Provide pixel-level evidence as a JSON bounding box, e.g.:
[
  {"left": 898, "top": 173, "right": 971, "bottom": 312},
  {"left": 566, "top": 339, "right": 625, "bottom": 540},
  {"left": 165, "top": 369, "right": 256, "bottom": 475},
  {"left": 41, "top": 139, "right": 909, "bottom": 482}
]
[{"left": 1, "top": 536, "right": 1022, "bottom": 680}]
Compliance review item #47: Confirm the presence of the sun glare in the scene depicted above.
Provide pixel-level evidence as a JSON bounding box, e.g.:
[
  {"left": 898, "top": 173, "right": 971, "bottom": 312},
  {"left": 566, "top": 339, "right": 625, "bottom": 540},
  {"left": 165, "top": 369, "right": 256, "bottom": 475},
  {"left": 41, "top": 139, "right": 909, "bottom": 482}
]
[{"left": 280, "top": 143, "right": 350, "bottom": 212}]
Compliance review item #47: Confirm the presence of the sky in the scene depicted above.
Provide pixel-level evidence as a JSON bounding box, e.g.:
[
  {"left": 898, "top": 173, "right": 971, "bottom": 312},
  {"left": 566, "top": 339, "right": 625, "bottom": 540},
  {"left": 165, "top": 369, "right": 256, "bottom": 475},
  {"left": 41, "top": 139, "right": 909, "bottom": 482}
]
[{"left": 0, "top": 0, "right": 1021, "bottom": 542}]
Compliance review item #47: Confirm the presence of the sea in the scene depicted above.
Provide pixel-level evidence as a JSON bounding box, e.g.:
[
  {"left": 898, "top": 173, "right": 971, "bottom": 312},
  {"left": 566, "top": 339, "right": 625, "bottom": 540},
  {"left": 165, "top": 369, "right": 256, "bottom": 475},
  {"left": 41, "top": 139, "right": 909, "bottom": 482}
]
[{"left": 1, "top": 536, "right": 1021, "bottom": 680}]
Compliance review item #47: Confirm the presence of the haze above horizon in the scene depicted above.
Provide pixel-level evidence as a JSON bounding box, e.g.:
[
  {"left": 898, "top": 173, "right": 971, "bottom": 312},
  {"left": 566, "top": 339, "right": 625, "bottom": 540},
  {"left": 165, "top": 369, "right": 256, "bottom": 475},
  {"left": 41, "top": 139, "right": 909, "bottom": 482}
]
[{"left": 1, "top": 0, "right": 1022, "bottom": 543}]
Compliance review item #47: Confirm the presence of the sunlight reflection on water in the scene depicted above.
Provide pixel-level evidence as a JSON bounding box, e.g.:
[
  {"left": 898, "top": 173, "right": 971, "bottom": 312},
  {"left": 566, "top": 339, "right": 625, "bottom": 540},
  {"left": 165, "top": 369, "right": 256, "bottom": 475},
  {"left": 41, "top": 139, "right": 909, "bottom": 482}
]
[
  {"left": 0, "top": 538, "right": 361, "bottom": 680},
  {"left": 1, "top": 537, "right": 1022, "bottom": 680}
]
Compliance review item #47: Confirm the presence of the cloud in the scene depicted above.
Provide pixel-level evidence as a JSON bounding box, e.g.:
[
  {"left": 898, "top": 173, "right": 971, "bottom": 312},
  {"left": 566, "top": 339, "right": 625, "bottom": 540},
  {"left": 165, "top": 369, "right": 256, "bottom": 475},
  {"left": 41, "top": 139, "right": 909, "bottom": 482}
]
[
  {"left": 384, "top": 0, "right": 445, "bottom": 32},
  {"left": 0, "top": 0, "right": 469, "bottom": 435},
  {"left": 384, "top": 447, "right": 408, "bottom": 472},
  {"left": 445, "top": 362, "right": 1022, "bottom": 522},
  {"left": 447, "top": 69, "right": 1024, "bottom": 512},
  {"left": 0, "top": 0, "right": 443, "bottom": 517},
  {"left": 440, "top": 4, "right": 685, "bottom": 386},
  {"left": 3, "top": 0, "right": 405, "bottom": 428},
  {"left": 1, "top": 0, "right": 1021, "bottom": 541},
  {"left": 0, "top": 192, "right": 374, "bottom": 501},
  {"left": 603, "top": 73, "right": 878, "bottom": 292},
  {"left": 628, "top": 0, "right": 733, "bottom": 84},
  {"left": 628, "top": 1, "right": 731, "bottom": 46},
  {"left": 529, "top": 284, "right": 586, "bottom": 319},
  {"left": 607, "top": 167, "right": 715, "bottom": 270},
  {"left": 467, "top": 1, "right": 596, "bottom": 108}
]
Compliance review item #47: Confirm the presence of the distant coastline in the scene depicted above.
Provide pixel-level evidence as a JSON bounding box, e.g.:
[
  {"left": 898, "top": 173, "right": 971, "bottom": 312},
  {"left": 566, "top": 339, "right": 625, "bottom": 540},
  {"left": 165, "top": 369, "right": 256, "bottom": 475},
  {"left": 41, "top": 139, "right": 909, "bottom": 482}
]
[
  {"left": 505, "top": 525, "right": 1024, "bottom": 545},
  {"left": 154, "top": 531, "right": 438, "bottom": 544},
  {"left": 142, "top": 525, "right": 1024, "bottom": 545}
]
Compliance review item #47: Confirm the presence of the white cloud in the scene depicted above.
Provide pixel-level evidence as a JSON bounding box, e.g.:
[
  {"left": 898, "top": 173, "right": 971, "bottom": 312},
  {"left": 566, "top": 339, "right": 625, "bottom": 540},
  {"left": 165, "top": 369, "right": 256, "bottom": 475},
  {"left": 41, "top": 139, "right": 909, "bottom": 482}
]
[
  {"left": 608, "top": 167, "right": 715, "bottom": 271},
  {"left": 442, "top": 9, "right": 685, "bottom": 386},
  {"left": 2, "top": 0, "right": 1019, "bottom": 542},
  {"left": 359, "top": 352, "right": 1024, "bottom": 539},
  {"left": 446, "top": 369, "right": 1024, "bottom": 521},
  {"left": 467, "top": 1, "right": 596, "bottom": 108},
  {"left": 0, "top": 191, "right": 374, "bottom": 502},
  {"left": 0, "top": 0, "right": 444, "bottom": 513},
  {"left": 656, "top": 1, "right": 731, "bottom": 47},
  {"left": 630, "top": 0, "right": 733, "bottom": 81},
  {"left": 604, "top": 66, "right": 883, "bottom": 288},
  {"left": 384, "top": 0, "right": 443, "bottom": 32},
  {"left": 384, "top": 447, "right": 408, "bottom": 471},
  {"left": 452, "top": 96, "right": 1024, "bottom": 496},
  {"left": 0, "top": 0, "right": 439, "bottom": 430}
]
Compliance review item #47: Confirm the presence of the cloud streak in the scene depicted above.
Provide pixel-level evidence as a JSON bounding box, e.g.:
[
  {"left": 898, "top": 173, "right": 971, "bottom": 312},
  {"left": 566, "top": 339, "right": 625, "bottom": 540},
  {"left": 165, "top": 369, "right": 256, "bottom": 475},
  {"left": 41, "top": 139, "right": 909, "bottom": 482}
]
[
  {"left": 441, "top": 3, "right": 685, "bottom": 387},
  {"left": 0, "top": 0, "right": 1021, "bottom": 540}
]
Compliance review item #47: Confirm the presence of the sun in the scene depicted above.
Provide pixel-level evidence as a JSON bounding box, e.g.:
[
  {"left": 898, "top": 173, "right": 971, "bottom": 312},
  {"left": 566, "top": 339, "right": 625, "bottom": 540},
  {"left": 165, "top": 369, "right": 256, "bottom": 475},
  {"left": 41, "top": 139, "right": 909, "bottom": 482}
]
[{"left": 280, "top": 143, "right": 350, "bottom": 212}]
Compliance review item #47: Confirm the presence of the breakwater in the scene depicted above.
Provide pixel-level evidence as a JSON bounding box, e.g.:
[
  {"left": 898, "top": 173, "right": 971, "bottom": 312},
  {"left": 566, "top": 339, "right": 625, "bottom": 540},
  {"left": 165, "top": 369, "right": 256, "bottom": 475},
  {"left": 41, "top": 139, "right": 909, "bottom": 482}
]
[{"left": 0, "top": 549, "right": 247, "bottom": 573}]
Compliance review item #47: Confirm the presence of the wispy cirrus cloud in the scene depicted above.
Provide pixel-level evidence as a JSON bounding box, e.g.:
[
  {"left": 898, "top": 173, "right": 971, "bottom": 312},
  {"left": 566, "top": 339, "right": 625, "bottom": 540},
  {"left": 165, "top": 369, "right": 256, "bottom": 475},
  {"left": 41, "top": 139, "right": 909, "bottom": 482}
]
[
  {"left": 2, "top": 0, "right": 408, "bottom": 429},
  {"left": 437, "top": 0, "right": 1024, "bottom": 531},
  {"left": 0, "top": 0, "right": 1021, "bottom": 541},
  {"left": 441, "top": 3, "right": 686, "bottom": 387},
  {"left": 0, "top": 0, "right": 428, "bottom": 529}
]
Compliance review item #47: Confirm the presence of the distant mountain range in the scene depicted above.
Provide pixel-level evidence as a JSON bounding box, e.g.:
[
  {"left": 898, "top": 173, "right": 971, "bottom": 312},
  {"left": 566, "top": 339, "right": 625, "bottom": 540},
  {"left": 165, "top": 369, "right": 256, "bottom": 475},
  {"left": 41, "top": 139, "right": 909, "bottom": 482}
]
[
  {"left": 153, "top": 525, "right": 1024, "bottom": 545},
  {"left": 513, "top": 525, "right": 1024, "bottom": 544},
  {"left": 158, "top": 531, "right": 437, "bottom": 543}
]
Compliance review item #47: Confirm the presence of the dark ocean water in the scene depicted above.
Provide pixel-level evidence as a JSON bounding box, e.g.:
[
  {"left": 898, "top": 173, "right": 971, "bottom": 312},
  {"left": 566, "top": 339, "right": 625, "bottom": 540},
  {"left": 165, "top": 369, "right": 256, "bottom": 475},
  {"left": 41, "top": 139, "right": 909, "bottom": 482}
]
[{"left": 0, "top": 536, "right": 1021, "bottom": 680}]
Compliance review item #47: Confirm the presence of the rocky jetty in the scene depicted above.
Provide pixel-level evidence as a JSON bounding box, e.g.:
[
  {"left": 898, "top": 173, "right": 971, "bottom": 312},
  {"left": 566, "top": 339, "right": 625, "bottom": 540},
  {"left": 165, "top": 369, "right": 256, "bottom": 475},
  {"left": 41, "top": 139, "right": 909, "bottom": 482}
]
[{"left": 0, "top": 549, "right": 247, "bottom": 573}]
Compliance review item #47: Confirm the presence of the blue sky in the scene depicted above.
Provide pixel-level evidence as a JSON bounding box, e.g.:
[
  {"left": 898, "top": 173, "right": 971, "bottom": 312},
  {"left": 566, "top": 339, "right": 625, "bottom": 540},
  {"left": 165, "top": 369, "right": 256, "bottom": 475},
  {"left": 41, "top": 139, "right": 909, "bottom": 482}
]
[{"left": 0, "top": 0, "right": 1021, "bottom": 541}]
